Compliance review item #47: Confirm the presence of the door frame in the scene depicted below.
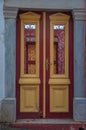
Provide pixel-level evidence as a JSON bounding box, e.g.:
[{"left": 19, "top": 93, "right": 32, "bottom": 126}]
[{"left": 16, "top": 11, "right": 74, "bottom": 119}]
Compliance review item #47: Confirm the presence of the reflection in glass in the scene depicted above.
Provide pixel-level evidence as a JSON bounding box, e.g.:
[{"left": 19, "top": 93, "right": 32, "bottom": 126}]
[
  {"left": 54, "top": 25, "right": 65, "bottom": 74},
  {"left": 54, "top": 25, "right": 64, "bottom": 30},
  {"left": 24, "top": 24, "right": 36, "bottom": 74}
]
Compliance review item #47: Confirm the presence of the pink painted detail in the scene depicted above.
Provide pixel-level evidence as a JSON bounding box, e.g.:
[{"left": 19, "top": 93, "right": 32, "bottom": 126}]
[{"left": 54, "top": 25, "right": 65, "bottom": 74}]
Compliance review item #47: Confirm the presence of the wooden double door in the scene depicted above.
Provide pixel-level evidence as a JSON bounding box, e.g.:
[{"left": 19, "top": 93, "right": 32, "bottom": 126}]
[{"left": 16, "top": 11, "right": 73, "bottom": 119}]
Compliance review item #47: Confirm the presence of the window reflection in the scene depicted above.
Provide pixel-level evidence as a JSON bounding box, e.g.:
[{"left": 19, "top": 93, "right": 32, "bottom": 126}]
[
  {"left": 24, "top": 24, "right": 36, "bottom": 29},
  {"left": 54, "top": 25, "right": 64, "bottom": 30}
]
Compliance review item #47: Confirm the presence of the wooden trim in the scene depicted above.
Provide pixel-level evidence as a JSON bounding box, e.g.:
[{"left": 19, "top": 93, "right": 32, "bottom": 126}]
[
  {"left": 69, "top": 15, "right": 74, "bottom": 117},
  {"left": 43, "top": 12, "right": 46, "bottom": 118},
  {"left": 39, "top": 12, "right": 43, "bottom": 118},
  {"left": 19, "top": 78, "right": 40, "bottom": 84},
  {"left": 49, "top": 78, "right": 70, "bottom": 85},
  {"left": 16, "top": 16, "right": 21, "bottom": 119},
  {"left": 46, "top": 12, "right": 50, "bottom": 117}
]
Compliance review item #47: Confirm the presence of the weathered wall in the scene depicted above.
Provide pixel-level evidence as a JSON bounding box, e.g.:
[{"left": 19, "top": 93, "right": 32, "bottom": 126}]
[
  {"left": 73, "top": 10, "right": 86, "bottom": 121},
  {"left": 0, "top": 0, "right": 5, "bottom": 120},
  {"left": 4, "top": 0, "right": 85, "bottom": 9},
  {"left": 1, "top": 19, "right": 16, "bottom": 122}
]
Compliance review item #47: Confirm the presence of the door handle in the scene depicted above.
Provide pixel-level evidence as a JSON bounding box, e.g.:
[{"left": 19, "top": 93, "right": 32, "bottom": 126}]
[{"left": 45, "top": 59, "right": 49, "bottom": 71}]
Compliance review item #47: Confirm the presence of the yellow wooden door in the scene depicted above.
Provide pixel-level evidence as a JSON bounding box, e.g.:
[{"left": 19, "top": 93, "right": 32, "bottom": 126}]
[
  {"left": 44, "top": 12, "right": 72, "bottom": 118},
  {"left": 16, "top": 11, "right": 73, "bottom": 118},
  {"left": 46, "top": 13, "right": 70, "bottom": 117},
  {"left": 19, "top": 12, "right": 41, "bottom": 118}
]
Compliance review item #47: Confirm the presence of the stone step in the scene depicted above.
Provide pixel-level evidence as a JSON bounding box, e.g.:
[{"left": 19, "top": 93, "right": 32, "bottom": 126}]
[{"left": 10, "top": 120, "right": 86, "bottom": 130}]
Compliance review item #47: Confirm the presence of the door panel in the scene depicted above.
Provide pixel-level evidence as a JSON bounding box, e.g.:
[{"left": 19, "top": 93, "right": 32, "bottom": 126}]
[
  {"left": 20, "top": 82, "right": 39, "bottom": 112},
  {"left": 50, "top": 85, "right": 68, "bottom": 112},
  {"left": 16, "top": 12, "right": 43, "bottom": 118},
  {"left": 16, "top": 11, "right": 73, "bottom": 119},
  {"left": 20, "top": 11, "right": 40, "bottom": 113},
  {"left": 45, "top": 12, "right": 73, "bottom": 118}
]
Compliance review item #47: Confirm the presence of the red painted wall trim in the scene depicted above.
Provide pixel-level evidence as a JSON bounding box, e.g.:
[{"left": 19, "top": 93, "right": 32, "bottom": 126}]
[{"left": 16, "top": 14, "right": 21, "bottom": 119}]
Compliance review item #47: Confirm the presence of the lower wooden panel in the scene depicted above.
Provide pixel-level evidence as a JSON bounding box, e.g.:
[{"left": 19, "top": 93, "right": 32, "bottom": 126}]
[
  {"left": 50, "top": 85, "right": 69, "bottom": 112},
  {"left": 20, "top": 85, "right": 39, "bottom": 112}
]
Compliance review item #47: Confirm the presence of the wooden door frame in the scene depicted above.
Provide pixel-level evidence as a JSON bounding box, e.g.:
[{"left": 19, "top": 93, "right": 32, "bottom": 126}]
[{"left": 16, "top": 11, "right": 74, "bottom": 119}]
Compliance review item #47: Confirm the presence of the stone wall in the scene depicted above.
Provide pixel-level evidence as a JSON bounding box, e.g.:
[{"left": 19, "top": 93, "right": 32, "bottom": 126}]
[
  {"left": 0, "top": 0, "right": 5, "bottom": 121},
  {"left": 4, "top": 0, "right": 85, "bottom": 9}
]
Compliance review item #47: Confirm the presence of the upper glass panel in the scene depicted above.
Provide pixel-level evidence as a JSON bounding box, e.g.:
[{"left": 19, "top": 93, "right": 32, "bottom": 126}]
[
  {"left": 24, "top": 24, "right": 36, "bottom": 74},
  {"left": 24, "top": 24, "right": 36, "bottom": 43},
  {"left": 53, "top": 25, "right": 65, "bottom": 74}
]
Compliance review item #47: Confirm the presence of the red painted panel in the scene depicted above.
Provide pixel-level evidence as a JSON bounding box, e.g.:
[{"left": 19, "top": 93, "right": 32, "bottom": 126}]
[
  {"left": 16, "top": 15, "right": 21, "bottom": 119},
  {"left": 39, "top": 12, "right": 43, "bottom": 118},
  {"left": 69, "top": 14, "right": 74, "bottom": 117},
  {"left": 45, "top": 12, "right": 50, "bottom": 118}
]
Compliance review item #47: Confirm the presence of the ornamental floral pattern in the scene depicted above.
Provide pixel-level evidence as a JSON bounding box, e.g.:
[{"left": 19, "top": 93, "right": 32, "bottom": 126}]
[
  {"left": 54, "top": 26, "right": 65, "bottom": 74},
  {"left": 24, "top": 24, "right": 36, "bottom": 74}
]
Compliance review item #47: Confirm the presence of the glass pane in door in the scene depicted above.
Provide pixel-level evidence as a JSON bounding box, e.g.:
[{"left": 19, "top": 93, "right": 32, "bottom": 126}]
[
  {"left": 54, "top": 25, "right": 65, "bottom": 74},
  {"left": 24, "top": 24, "right": 36, "bottom": 74}
]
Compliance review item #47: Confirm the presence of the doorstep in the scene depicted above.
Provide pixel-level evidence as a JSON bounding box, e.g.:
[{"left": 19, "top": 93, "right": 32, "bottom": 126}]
[
  {"left": 15, "top": 119, "right": 80, "bottom": 124},
  {"left": 10, "top": 119, "right": 86, "bottom": 130}
]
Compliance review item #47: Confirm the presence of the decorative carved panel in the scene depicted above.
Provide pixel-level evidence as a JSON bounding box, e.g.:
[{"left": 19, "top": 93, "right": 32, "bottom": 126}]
[
  {"left": 24, "top": 24, "right": 36, "bottom": 74},
  {"left": 20, "top": 85, "right": 39, "bottom": 112},
  {"left": 50, "top": 85, "right": 69, "bottom": 112}
]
